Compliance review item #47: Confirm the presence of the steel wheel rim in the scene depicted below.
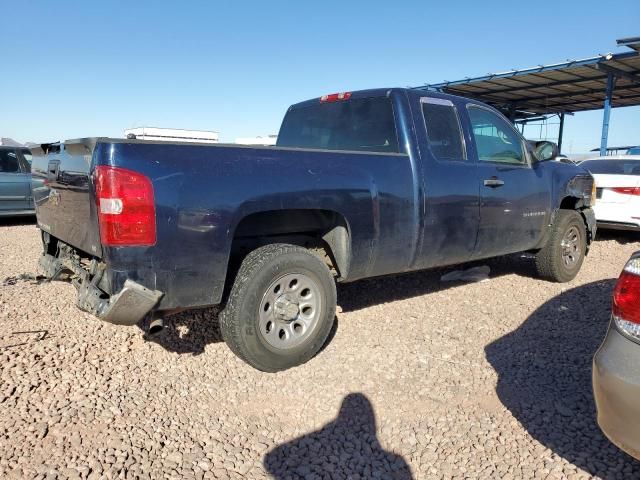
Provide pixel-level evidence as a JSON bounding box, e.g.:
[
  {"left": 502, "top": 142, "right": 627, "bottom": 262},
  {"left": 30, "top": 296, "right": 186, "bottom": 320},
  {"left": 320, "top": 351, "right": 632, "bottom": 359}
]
[
  {"left": 258, "top": 272, "right": 322, "bottom": 350},
  {"left": 560, "top": 225, "right": 581, "bottom": 267}
]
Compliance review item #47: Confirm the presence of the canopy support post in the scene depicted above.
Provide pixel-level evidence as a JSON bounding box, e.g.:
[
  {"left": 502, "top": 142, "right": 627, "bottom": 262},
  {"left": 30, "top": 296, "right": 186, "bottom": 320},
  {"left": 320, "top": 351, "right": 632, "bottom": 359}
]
[
  {"left": 557, "top": 113, "right": 565, "bottom": 153},
  {"left": 600, "top": 73, "right": 616, "bottom": 156}
]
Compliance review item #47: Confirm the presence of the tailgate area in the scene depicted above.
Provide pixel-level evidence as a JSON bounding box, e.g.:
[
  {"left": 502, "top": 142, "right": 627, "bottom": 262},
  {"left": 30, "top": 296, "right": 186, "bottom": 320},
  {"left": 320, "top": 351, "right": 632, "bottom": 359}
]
[{"left": 31, "top": 139, "right": 103, "bottom": 257}]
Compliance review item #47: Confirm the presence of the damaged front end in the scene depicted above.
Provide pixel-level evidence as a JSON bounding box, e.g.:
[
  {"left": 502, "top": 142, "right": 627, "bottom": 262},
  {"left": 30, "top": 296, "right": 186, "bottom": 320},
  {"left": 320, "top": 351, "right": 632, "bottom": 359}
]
[{"left": 39, "top": 240, "right": 162, "bottom": 326}]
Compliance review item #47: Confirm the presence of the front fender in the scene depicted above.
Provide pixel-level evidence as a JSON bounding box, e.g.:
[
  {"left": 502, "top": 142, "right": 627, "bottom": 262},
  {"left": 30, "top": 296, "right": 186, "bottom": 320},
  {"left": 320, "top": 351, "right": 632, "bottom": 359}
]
[{"left": 565, "top": 174, "right": 595, "bottom": 209}]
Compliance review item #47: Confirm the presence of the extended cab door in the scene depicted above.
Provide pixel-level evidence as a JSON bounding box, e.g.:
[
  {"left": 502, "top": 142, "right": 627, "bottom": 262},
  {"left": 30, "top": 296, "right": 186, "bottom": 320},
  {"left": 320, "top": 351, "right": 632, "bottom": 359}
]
[
  {"left": 0, "top": 148, "right": 32, "bottom": 213},
  {"left": 464, "top": 104, "right": 551, "bottom": 259},
  {"left": 413, "top": 97, "right": 480, "bottom": 269}
]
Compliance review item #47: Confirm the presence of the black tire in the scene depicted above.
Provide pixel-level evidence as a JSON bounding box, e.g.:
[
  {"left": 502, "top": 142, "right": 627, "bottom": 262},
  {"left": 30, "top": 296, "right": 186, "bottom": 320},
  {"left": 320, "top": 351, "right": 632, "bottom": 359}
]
[
  {"left": 220, "top": 243, "right": 336, "bottom": 372},
  {"left": 535, "top": 209, "right": 587, "bottom": 282}
]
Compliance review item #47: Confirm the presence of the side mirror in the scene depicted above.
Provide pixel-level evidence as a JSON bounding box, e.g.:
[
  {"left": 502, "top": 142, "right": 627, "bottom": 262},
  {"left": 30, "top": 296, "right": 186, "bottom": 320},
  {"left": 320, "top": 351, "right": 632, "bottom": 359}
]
[{"left": 534, "top": 141, "right": 559, "bottom": 162}]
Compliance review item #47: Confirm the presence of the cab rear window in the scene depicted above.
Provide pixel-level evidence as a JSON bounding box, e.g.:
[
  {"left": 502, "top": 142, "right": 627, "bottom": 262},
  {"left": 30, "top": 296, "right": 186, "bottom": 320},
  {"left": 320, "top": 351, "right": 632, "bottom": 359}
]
[
  {"left": 277, "top": 97, "right": 400, "bottom": 154},
  {"left": 0, "top": 150, "right": 20, "bottom": 173}
]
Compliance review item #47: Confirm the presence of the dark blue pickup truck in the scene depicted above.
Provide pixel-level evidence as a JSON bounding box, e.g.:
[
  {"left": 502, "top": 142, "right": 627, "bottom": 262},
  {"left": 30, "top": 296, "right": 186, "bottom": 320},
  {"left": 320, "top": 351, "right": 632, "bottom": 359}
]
[{"left": 32, "top": 88, "right": 596, "bottom": 371}]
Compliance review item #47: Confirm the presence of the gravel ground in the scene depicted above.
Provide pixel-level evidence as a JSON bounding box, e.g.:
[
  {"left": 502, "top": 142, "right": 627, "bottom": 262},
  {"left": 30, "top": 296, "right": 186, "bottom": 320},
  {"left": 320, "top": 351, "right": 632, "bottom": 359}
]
[{"left": 1, "top": 218, "right": 640, "bottom": 480}]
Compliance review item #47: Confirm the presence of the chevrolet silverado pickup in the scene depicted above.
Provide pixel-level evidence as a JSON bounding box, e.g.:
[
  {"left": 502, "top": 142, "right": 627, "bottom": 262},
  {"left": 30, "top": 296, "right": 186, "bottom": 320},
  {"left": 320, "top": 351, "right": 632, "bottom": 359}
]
[{"left": 31, "top": 88, "right": 596, "bottom": 371}]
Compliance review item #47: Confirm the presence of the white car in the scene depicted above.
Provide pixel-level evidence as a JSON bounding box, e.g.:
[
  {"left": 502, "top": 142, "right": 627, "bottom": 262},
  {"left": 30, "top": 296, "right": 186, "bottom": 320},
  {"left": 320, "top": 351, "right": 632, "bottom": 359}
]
[{"left": 580, "top": 156, "right": 640, "bottom": 231}]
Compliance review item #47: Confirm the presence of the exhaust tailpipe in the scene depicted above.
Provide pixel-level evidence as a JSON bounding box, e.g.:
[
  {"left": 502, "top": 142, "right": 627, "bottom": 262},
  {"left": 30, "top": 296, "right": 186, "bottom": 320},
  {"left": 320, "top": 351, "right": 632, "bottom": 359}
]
[{"left": 148, "top": 316, "right": 165, "bottom": 336}]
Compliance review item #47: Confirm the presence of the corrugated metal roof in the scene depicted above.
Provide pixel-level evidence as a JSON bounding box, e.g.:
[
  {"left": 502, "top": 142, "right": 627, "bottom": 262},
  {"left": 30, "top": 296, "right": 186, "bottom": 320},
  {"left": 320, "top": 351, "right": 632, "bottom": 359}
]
[
  {"left": 618, "top": 36, "right": 640, "bottom": 53},
  {"left": 415, "top": 38, "right": 640, "bottom": 119}
]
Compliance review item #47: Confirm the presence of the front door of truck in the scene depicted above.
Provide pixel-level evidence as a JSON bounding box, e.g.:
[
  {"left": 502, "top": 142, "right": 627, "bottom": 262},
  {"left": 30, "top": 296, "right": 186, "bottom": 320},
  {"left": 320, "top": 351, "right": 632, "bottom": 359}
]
[
  {"left": 414, "top": 97, "right": 480, "bottom": 269},
  {"left": 465, "top": 104, "right": 550, "bottom": 259}
]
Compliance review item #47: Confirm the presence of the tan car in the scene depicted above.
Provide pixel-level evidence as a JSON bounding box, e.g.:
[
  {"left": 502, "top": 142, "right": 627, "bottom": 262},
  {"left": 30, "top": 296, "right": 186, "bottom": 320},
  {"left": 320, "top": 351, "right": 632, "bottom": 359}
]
[{"left": 593, "top": 251, "right": 640, "bottom": 459}]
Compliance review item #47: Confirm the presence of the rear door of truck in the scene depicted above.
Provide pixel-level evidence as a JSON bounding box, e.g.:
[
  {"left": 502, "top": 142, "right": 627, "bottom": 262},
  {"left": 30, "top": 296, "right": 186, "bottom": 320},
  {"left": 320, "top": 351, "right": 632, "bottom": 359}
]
[
  {"left": 411, "top": 95, "right": 480, "bottom": 269},
  {"left": 31, "top": 139, "right": 102, "bottom": 256}
]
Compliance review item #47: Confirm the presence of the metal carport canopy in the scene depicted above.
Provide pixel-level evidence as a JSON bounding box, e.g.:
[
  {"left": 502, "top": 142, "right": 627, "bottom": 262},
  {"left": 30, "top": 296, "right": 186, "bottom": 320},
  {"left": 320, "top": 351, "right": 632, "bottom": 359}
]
[{"left": 415, "top": 37, "right": 640, "bottom": 155}]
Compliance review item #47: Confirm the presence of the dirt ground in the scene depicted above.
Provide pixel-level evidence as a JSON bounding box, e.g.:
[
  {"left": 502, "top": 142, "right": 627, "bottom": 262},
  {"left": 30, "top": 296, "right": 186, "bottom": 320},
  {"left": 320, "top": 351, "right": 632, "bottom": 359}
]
[{"left": 1, "top": 218, "right": 640, "bottom": 479}]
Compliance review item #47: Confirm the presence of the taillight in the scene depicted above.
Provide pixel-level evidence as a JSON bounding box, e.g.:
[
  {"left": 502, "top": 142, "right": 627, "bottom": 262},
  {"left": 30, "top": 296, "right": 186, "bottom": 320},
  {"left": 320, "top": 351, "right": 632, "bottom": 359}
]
[
  {"left": 613, "top": 256, "right": 640, "bottom": 340},
  {"left": 611, "top": 187, "right": 640, "bottom": 196},
  {"left": 320, "top": 92, "right": 352, "bottom": 103},
  {"left": 94, "top": 165, "right": 156, "bottom": 246}
]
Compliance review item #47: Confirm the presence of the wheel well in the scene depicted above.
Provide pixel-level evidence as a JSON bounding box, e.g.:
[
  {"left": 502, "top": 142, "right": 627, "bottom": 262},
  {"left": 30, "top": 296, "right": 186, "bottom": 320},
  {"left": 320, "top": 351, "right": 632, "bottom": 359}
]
[
  {"left": 560, "top": 197, "right": 578, "bottom": 210},
  {"left": 229, "top": 209, "right": 350, "bottom": 280},
  {"left": 559, "top": 196, "right": 581, "bottom": 210}
]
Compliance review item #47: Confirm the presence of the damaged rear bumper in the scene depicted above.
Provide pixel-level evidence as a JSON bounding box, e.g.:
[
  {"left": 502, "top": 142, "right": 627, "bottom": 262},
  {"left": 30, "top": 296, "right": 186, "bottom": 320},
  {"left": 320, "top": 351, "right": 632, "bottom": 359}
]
[
  {"left": 39, "top": 252, "right": 162, "bottom": 326},
  {"left": 85, "top": 278, "right": 162, "bottom": 326}
]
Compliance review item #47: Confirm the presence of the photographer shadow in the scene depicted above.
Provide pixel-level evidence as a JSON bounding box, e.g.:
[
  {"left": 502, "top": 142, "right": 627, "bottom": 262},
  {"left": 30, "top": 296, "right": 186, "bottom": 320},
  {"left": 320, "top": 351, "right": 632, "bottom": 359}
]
[{"left": 264, "top": 393, "right": 413, "bottom": 479}]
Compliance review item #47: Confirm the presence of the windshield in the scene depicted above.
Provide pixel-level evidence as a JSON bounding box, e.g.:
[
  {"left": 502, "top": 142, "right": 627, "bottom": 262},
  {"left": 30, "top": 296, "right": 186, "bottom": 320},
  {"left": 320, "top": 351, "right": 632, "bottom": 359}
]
[
  {"left": 20, "top": 148, "right": 33, "bottom": 164},
  {"left": 580, "top": 159, "right": 640, "bottom": 175},
  {"left": 277, "top": 97, "right": 400, "bottom": 154},
  {"left": 626, "top": 147, "right": 640, "bottom": 155}
]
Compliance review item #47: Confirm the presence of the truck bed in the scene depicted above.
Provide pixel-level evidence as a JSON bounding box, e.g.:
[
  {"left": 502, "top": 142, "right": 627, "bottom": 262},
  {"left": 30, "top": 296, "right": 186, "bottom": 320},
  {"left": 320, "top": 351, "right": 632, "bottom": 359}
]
[{"left": 32, "top": 136, "right": 418, "bottom": 311}]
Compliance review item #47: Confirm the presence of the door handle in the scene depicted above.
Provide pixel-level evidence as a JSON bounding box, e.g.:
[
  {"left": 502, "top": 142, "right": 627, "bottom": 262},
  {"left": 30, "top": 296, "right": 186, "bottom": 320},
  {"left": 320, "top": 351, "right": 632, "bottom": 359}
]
[{"left": 484, "top": 178, "right": 505, "bottom": 188}]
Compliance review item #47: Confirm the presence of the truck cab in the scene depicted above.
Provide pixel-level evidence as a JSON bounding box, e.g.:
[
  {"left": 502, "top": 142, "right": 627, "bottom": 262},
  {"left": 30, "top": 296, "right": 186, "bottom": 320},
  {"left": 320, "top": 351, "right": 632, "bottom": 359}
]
[{"left": 277, "top": 89, "right": 593, "bottom": 270}]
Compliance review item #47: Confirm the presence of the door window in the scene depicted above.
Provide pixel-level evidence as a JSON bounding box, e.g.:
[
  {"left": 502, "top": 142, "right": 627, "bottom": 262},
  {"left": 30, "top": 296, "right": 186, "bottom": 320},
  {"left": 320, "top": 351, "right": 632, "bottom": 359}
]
[
  {"left": 0, "top": 150, "right": 21, "bottom": 173},
  {"left": 468, "top": 106, "right": 525, "bottom": 165},
  {"left": 422, "top": 98, "right": 466, "bottom": 161}
]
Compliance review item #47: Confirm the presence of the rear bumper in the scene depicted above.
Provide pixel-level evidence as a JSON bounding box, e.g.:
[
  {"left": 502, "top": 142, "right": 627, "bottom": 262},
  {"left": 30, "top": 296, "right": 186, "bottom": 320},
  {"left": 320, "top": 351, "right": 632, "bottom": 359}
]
[
  {"left": 593, "top": 322, "right": 640, "bottom": 460},
  {"left": 597, "top": 221, "right": 640, "bottom": 232},
  {"left": 0, "top": 209, "right": 35, "bottom": 217},
  {"left": 83, "top": 278, "right": 162, "bottom": 326},
  {"left": 39, "top": 252, "right": 162, "bottom": 326},
  {"left": 593, "top": 203, "right": 640, "bottom": 231}
]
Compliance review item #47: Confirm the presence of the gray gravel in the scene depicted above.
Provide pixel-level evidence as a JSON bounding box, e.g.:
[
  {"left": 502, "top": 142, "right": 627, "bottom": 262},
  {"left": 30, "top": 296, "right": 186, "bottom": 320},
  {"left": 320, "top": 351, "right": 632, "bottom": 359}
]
[{"left": 1, "top": 218, "right": 640, "bottom": 479}]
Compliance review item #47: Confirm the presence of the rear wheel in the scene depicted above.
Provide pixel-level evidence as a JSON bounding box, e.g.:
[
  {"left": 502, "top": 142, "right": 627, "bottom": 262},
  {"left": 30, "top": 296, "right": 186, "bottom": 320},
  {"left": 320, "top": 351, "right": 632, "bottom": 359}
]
[
  {"left": 220, "top": 243, "right": 336, "bottom": 372},
  {"left": 535, "top": 210, "right": 587, "bottom": 282}
]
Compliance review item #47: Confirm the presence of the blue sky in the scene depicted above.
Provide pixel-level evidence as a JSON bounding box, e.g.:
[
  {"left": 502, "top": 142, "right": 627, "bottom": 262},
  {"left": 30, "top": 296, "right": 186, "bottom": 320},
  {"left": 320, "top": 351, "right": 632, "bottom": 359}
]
[{"left": 1, "top": 0, "right": 638, "bottom": 152}]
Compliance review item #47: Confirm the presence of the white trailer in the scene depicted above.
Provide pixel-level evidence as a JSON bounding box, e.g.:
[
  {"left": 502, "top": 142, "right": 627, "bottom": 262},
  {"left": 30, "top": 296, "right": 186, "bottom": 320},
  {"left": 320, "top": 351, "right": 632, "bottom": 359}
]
[
  {"left": 235, "top": 135, "right": 277, "bottom": 146},
  {"left": 124, "top": 127, "right": 219, "bottom": 144}
]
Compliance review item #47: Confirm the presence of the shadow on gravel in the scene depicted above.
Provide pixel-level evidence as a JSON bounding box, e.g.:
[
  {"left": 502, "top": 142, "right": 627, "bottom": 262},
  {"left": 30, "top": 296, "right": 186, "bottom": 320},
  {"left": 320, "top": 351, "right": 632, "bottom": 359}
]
[
  {"left": 0, "top": 216, "right": 36, "bottom": 227},
  {"left": 264, "top": 393, "right": 413, "bottom": 479},
  {"left": 140, "top": 308, "right": 340, "bottom": 357},
  {"left": 596, "top": 229, "right": 640, "bottom": 245},
  {"left": 143, "top": 252, "right": 530, "bottom": 355},
  {"left": 140, "top": 307, "right": 224, "bottom": 355},
  {"left": 486, "top": 279, "right": 640, "bottom": 477},
  {"left": 338, "top": 254, "right": 537, "bottom": 313}
]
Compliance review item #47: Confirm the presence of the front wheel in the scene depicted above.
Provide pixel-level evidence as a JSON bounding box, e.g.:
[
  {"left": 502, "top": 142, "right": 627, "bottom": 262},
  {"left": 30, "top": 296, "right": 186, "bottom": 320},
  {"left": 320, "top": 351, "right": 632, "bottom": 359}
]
[
  {"left": 220, "top": 244, "right": 337, "bottom": 372},
  {"left": 535, "top": 210, "right": 587, "bottom": 282}
]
